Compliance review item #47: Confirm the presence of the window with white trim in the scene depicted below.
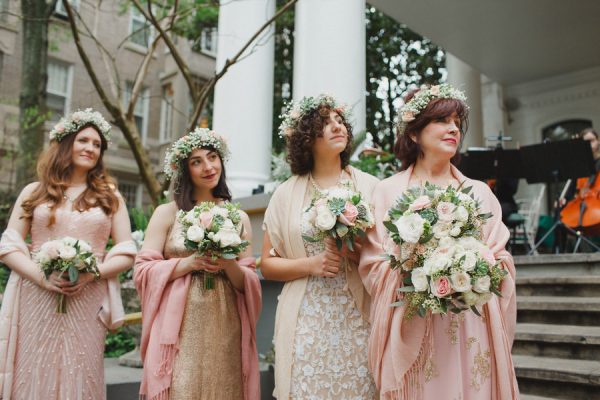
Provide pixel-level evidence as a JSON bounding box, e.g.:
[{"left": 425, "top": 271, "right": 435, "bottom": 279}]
[
  {"left": 54, "top": 0, "right": 79, "bottom": 18},
  {"left": 129, "top": 7, "right": 152, "bottom": 48},
  {"left": 159, "top": 84, "right": 174, "bottom": 143},
  {"left": 46, "top": 60, "right": 72, "bottom": 121},
  {"left": 193, "top": 28, "right": 217, "bottom": 56},
  {"left": 0, "top": 0, "right": 10, "bottom": 23},
  {"left": 123, "top": 82, "right": 150, "bottom": 144},
  {"left": 118, "top": 181, "right": 142, "bottom": 209}
]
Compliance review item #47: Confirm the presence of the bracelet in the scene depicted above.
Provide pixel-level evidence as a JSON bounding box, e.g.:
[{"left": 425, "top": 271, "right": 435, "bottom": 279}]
[{"left": 93, "top": 268, "right": 102, "bottom": 281}]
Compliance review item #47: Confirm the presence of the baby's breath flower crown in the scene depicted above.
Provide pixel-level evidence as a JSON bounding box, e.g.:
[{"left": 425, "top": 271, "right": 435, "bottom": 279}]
[
  {"left": 278, "top": 94, "right": 352, "bottom": 138},
  {"left": 49, "top": 108, "right": 112, "bottom": 142},
  {"left": 396, "top": 84, "right": 468, "bottom": 136},
  {"left": 163, "top": 127, "right": 230, "bottom": 179}
]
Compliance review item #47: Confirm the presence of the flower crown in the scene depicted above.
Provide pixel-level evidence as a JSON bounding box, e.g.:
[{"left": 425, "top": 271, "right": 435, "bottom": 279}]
[
  {"left": 397, "top": 84, "right": 468, "bottom": 135},
  {"left": 49, "top": 108, "right": 112, "bottom": 142},
  {"left": 163, "top": 127, "right": 230, "bottom": 179},
  {"left": 278, "top": 94, "right": 352, "bottom": 138}
]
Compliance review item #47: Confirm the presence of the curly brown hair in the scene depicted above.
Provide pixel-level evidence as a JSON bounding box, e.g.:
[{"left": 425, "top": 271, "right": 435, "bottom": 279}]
[
  {"left": 285, "top": 106, "right": 354, "bottom": 175},
  {"left": 394, "top": 88, "right": 469, "bottom": 171},
  {"left": 21, "top": 124, "right": 119, "bottom": 226}
]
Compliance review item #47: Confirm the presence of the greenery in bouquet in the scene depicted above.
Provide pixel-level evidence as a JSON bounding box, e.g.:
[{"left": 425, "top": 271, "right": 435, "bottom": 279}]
[
  {"left": 383, "top": 182, "right": 507, "bottom": 317},
  {"left": 177, "top": 202, "right": 249, "bottom": 289}
]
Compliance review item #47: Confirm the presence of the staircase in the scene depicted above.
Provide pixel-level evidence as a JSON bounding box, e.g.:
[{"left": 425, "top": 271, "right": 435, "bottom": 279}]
[{"left": 513, "top": 254, "right": 600, "bottom": 400}]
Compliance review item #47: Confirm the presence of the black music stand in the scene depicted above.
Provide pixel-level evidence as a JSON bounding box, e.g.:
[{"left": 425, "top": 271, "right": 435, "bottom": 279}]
[
  {"left": 459, "top": 147, "right": 525, "bottom": 181},
  {"left": 521, "top": 139, "right": 599, "bottom": 254}
]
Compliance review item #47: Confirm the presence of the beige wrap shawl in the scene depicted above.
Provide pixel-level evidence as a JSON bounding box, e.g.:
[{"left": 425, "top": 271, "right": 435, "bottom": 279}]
[{"left": 263, "top": 166, "right": 379, "bottom": 399}]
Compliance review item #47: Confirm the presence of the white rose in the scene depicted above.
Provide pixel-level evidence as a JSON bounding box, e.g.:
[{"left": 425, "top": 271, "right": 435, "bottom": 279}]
[
  {"left": 423, "top": 256, "right": 451, "bottom": 275},
  {"left": 214, "top": 227, "right": 242, "bottom": 248},
  {"left": 184, "top": 211, "right": 197, "bottom": 225},
  {"left": 473, "top": 276, "right": 491, "bottom": 293},
  {"left": 458, "top": 236, "right": 481, "bottom": 251},
  {"left": 210, "top": 206, "right": 229, "bottom": 218},
  {"left": 433, "top": 222, "right": 451, "bottom": 239},
  {"left": 186, "top": 225, "right": 205, "bottom": 242},
  {"left": 327, "top": 187, "right": 353, "bottom": 199},
  {"left": 58, "top": 245, "right": 77, "bottom": 260},
  {"left": 436, "top": 201, "right": 456, "bottom": 222},
  {"left": 450, "top": 271, "right": 472, "bottom": 292},
  {"left": 438, "top": 236, "right": 455, "bottom": 249},
  {"left": 454, "top": 205, "right": 469, "bottom": 223},
  {"left": 457, "top": 192, "right": 474, "bottom": 205},
  {"left": 62, "top": 236, "right": 78, "bottom": 247},
  {"left": 411, "top": 269, "right": 429, "bottom": 292},
  {"left": 132, "top": 230, "right": 145, "bottom": 244},
  {"left": 78, "top": 240, "right": 92, "bottom": 253},
  {"left": 315, "top": 208, "right": 337, "bottom": 231},
  {"left": 394, "top": 213, "right": 425, "bottom": 244},
  {"left": 221, "top": 219, "right": 235, "bottom": 229},
  {"left": 36, "top": 251, "right": 51, "bottom": 265},
  {"left": 457, "top": 250, "right": 478, "bottom": 271},
  {"left": 450, "top": 225, "right": 462, "bottom": 237}
]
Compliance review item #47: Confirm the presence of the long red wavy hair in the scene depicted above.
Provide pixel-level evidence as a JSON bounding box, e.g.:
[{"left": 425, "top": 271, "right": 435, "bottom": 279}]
[{"left": 21, "top": 124, "right": 119, "bottom": 226}]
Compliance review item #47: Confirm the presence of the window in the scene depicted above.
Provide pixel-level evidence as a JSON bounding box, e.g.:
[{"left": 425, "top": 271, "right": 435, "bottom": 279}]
[
  {"left": 129, "top": 7, "right": 152, "bottom": 48},
  {"left": 159, "top": 84, "right": 174, "bottom": 143},
  {"left": 46, "top": 60, "right": 72, "bottom": 121},
  {"left": 0, "top": 0, "right": 9, "bottom": 23},
  {"left": 194, "top": 28, "right": 217, "bottom": 56},
  {"left": 54, "top": 0, "right": 79, "bottom": 18},
  {"left": 123, "top": 82, "right": 150, "bottom": 144},
  {"left": 118, "top": 182, "right": 142, "bottom": 209}
]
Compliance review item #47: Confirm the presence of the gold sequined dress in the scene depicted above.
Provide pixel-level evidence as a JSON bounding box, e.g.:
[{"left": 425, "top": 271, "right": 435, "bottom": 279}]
[{"left": 164, "top": 218, "right": 243, "bottom": 400}]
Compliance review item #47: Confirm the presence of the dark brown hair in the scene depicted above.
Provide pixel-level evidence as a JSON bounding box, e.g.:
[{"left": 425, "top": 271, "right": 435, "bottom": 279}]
[
  {"left": 174, "top": 147, "right": 231, "bottom": 211},
  {"left": 394, "top": 89, "right": 469, "bottom": 171},
  {"left": 285, "top": 106, "right": 353, "bottom": 175},
  {"left": 21, "top": 123, "right": 119, "bottom": 226},
  {"left": 581, "top": 127, "right": 598, "bottom": 139}
]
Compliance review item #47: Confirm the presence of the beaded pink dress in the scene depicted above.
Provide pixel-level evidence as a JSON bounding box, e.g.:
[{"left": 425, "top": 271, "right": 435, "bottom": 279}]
[{"left": 10, "top": 204, "right": 112, "bottom": 399}]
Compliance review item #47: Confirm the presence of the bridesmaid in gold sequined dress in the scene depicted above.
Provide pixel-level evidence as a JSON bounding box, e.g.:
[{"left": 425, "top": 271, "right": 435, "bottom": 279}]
[
  {"left": 135, "top": 129, "right": 261, "bottom": 400},
  {"left": 0, "top": 110, "right": 136, "bottom": 400}
]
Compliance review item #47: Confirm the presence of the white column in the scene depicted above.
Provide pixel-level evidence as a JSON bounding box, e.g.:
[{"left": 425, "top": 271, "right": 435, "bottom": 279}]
[
  {"left": 293, "top": 0, "right": 366, "bottom": 133},
  {"left": 213, "top": 0, "right": 275, "bottom": 199},
  {"left": 446, "top": 53, "right": 484, "bottom": 149}
]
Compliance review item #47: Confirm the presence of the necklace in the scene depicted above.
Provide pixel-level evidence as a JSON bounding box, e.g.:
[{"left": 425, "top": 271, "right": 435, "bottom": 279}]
[
  {"left": 309, "top": 169, "right": 345, "bottom": 194},
  {"left": 63, "top": 185, "right": 87, "bottom": 203}
]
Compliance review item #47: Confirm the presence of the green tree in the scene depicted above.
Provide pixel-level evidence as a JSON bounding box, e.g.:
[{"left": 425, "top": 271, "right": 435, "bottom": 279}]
[
  {"left": 365, "top": 5, "right": 445, "bottom": 152},
  {"left": 17, "top": 0, "right": 58, "bottom": 188}
]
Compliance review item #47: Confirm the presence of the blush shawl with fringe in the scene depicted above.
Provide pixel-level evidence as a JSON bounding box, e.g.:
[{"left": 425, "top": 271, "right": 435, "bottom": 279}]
[
  {"left": 358, "top": 165, "right": 519, "bottom": 400},
  {"left": 263, "top": 166, "right": 379, "bottom": 399},
  {"left": 134, "top": 249, "right": 262, "bottom": 400},
  {"left": 0, "top": 228, "right": 136, "bottom": 399}
]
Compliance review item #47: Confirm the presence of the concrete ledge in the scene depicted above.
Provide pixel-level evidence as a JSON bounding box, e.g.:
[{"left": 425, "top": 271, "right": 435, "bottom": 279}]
[
  {"left": 521, "top": 395, "right": 561, "bottom": 400},
  {"left": 516, "top": 323, "right": 600, "bottom": 345},
  {"left": 518, "top": 296, "right": 600, "bottom": 311},
  {"left": 516, "top": 276, "right": 600, "bottom": 285},
  {"left": 514, "top": 254, "right": 600, "bottom": 265},
  {"left": 514, "top": 354, "right": 600, "bottom": 385}
]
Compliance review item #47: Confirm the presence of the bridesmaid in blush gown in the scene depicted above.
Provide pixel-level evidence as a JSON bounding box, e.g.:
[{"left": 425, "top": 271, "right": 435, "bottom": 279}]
[
  {"left": 359, "top": 84, "right": 519, "bottom": 400},
  {"left": 0, "top": 109, "right": 136, "bottom": 400}
]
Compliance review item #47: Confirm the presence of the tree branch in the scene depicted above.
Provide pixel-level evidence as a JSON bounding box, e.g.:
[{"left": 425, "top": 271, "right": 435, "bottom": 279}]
[
  {"left": 127, "top": 33, "right": 162, "bottom": 119},
  {"left": 187, "top": 0, "right": 298, "bottom": 131},
  {"left": 130, "top": 0, "right": 197, "bottom": 103}
]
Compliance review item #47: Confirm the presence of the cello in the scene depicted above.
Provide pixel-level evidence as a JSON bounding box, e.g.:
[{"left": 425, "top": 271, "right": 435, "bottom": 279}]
[{"left": 560, "top": 171, "right": 600, "bottom": 235}]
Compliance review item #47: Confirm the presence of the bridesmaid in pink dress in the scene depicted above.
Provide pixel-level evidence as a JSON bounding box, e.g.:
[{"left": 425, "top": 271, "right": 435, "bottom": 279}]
[
  {"left": 0, "top": 110, "right": 136, "bottom": 400},
  {"left": 359, "top": 85, "right": 520, "bottom": 400}
]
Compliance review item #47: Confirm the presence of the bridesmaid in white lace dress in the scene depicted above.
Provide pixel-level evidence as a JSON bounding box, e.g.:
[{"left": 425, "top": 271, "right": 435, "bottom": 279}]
[
  {"left": 0, "top": 110, "right": 136, "bottom": 400},
  {"left": 262, "top": 95, "right": 379, "bottom": 399}
]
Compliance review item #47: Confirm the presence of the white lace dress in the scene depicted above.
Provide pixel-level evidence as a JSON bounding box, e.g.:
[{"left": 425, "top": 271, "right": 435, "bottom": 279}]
[{"left": 289, "top": 209, "right": 377, "bottom": 399}]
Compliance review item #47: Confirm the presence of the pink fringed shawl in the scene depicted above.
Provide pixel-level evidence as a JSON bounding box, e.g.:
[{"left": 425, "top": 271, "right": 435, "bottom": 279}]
[
  {"left": 0, "top": 228, "right": 136, "bottom": 399},
  {"left": 134, "top": 249, "right": 262, "bottom": 400},
  {"left": 358, "top": 165, "right": 519, "bottom": 400}
]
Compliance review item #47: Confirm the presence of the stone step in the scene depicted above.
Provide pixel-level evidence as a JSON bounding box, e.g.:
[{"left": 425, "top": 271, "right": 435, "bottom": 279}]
[
  {"left": 105, "top": 357, "right": 142, "bottom": 400},
  {"left": 514, "top": 253, "right": 600, "bottom": 277},
  {"left": 521, "top": 395, "right": 562, "bottom": 400},
  {"left": 517, "top": 296, "right": 600, "bottom": 326},
  {"left": 513, "top": 323, "right": 600, "bottom": 360},
  {"left": 514, "top": 354, "right": 600, "bottom": 400},
  {"left": 516, "top": 275, "right": 600, "bottom": 297}
]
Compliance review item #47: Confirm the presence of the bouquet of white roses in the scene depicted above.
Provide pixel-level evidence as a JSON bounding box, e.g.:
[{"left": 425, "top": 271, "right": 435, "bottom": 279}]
[
  {"left": 383, "top": 182, "right": 507, "bottom": 317},
  {"left": 177, "top": 202, "right": 249, "bottom": 289},
  {"left": 35, "top": 237, "right": 99, "bottom": 313},
  {"left": 303, "top": 182, "right": 374, "bottom": 251}
]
